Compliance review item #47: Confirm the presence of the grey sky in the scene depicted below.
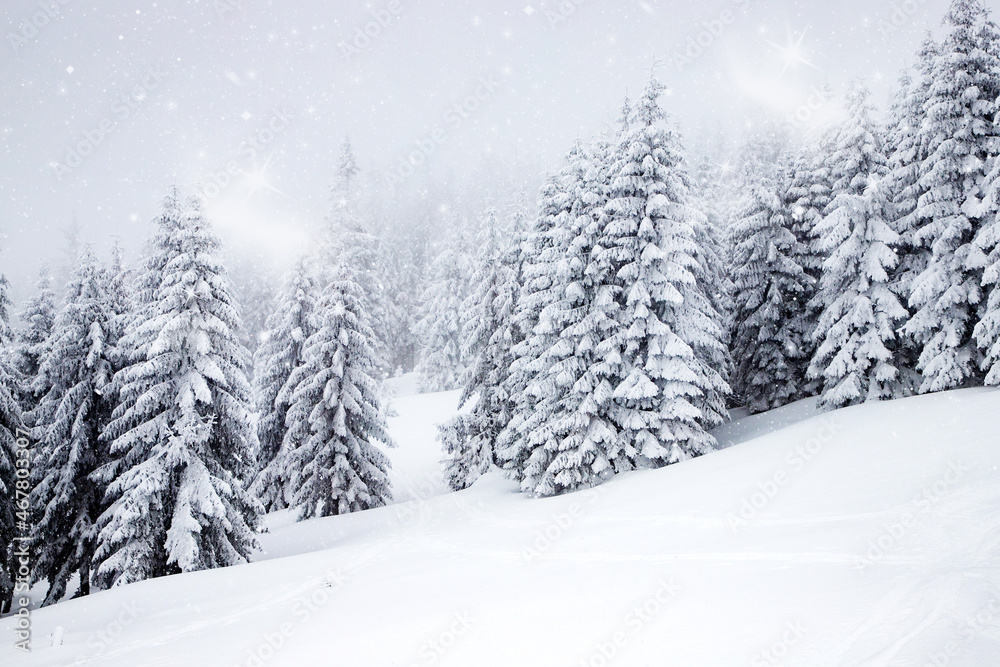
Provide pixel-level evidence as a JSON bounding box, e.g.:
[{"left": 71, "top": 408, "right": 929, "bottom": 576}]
[{"left": 0, "top": 0, "right": 963, "bottom": 303}]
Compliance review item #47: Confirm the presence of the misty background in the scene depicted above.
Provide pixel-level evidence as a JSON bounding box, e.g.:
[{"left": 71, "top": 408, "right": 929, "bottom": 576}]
[{"left": 0, "top": 0, "right": 955, "bottom": 304}]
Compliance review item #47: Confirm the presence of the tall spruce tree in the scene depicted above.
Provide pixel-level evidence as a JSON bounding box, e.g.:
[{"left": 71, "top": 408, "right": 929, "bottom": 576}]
[
  {"left": 93, "top": 195, "right": 261, "bottom": 588},
  {"left": 902, "top": 0, "right": 1000, "bottom": 393},
  {"left": 413, "top": 223, "right": 474, "bottom": 392},
  {"left": 808, "top": 84, "right": 908, "bottom": 408},
  {"left": 27, "top": 248, "right": 116, "bottom": 603},
  {"left": 13, "top": 265, "right": 56, "bottom": 412},
  {"left": 281, "top": 264, "right": 393, "bottom": 519},
  {"left": 593, "top": 76, "right": 722, "bottom": 470},
  {"left": 729, "top": 131, "right": 814, "bottom": 413},
  {"left": 440, "top": 208, "right": 521, "bottom": 491},
  {"left": 251, "top": 257, "right": 317, "bottom": 510},
  {"left": 496, "top": 141, "right": 587, "bottom": 486}
]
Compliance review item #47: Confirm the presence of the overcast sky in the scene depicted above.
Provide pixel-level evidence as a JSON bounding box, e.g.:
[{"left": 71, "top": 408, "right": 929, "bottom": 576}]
[{"left": 0, "top": 0, "right": 962, "bottom": 302}]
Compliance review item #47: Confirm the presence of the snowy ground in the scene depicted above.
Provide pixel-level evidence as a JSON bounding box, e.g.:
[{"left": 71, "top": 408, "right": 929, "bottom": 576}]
[{"left": 3, "top": 379, "right": 999, "bottom": 666}]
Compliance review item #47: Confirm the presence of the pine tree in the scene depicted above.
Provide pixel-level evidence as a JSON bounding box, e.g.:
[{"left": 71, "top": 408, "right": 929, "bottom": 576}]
[
  {"left": 729, "top": 132, "right": 814, "bottom": 413},
  {"left": 93, "top": 195, "right": 261, "bottom": 588},
  {"left": 0, "top": 272, "right": 23, "bottom": 614},
  {"left": 496, "top": 142, "right": 585, "bottom": 484},
  {"left": 281, "top": 265, "right": 393, "bottom": 519},
  {"left": 593, "top": 76, "right": 722, "bottom": 470},
  {"left": 508, "top": 138, "right": 621, "bottom": 495},
  {"left": 323, "top": 136, "right": 401, "bottom": 377},
  {"left": 413, "top": 223, "right": 474, "bottom": 392},
  {"left": 27, "top": 248, "right": 116, "bottom": 603},
  {"left": 902, "top": 0, "right": 1000, "bottom": 393},
  {"left": 13, "top": 265, "right": 57, "bottom": 411},
  {"left": 440, "top": 209, "right": 521, "bottom": 490},
  {"left": 251, "top": 257, "right": 316, "bottom": 510}
]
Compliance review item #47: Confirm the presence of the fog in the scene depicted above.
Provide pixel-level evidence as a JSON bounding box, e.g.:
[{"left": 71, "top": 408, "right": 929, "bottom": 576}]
[{"left": 1, "top": 0, "right": 956, "bottom": 301}]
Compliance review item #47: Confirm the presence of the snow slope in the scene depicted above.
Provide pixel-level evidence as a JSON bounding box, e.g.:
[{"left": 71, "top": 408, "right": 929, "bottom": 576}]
[{"left": 3, "top": 384, "right": 999, "bottom": 666}]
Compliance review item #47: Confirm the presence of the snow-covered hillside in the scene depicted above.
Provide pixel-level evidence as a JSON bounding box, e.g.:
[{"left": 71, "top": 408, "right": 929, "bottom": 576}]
[{"left": 3, "top": 383, "right": 999, "bottom": 666}]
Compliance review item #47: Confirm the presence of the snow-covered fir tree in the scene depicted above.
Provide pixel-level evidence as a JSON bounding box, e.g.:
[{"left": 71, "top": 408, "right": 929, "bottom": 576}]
[
  {"left": 902, "top": 0, "right": 1000, "bottom": 393},
  {"left": 280, "top": 264, "right": 394, "bottom": 519},
  {"left": 781, "top": 128, "right": 836, "bottom": 395},
  {"left": 496, "top": 140, "right": 588, "bottom": 490},
  {"left": 251, "top": 256, "right": 317, "bottom": 510},
  {"left": 440, "top": 208, "right": 521, "bottom": 491},
  {"left": 413, "top": 221, "right": 474, "bottom": 392},
  {"left": 592, "top": 76, "right": 723, "bottom": 470},
  {"left": 808, "top": 84, "right": 909, "bottom": 408},
  {"left": 729, "top": 130, "right": 814, "bottom": 413},
  {"left": 504, "top": 138, "right": 621, "bottom": 495},
  {"left": 93, "top": 194, "right": 261, "bottom": 588},
  {"left": 0, "top": 272, "right": 23, "bottom": 614},
  {"left": 27, "top": 248, "right": 116, "bottom": 603},
  {"left": 322, "top": 137, "right": 401, "bottom": 377},
  {"left": 13, "top": 264, "right": 56, "bottom": 411}
]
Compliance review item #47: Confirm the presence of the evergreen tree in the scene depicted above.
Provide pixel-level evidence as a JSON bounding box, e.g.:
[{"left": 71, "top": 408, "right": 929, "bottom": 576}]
[
  {"left": 93, "top": 195, "right": 261, "bottom": 589},
  {"left": 27, "top": 248, "right": 115, "bottom": 603},
  {"left": 592, "top": 76, "right": 721, "bottom": 470},
  {"left": 508, "top": 138, "right": 621, "bottom": 495},
  {"left": 496, "top": 142, "right": 585, "bottom": 484},
  {"left": 729, "top": 132, "right": 814, "bottom": 413},
  {"left": 281, "top": 265, "right": 393, "bottom": 519},
  {"left": 413, "top": 223, "right": 474, "bottom": 392},
  {"left": 251, "top": 257, "right": 316, "bottom": 510},
  {"left": 13, "top": 265, "right": 57, "bottom": 411},
  {"left": 440, "top": 209, "right": 521, "bottom": 490},
  {"left": 902, "top": 0, "right": 1000, "bottom": 393}
]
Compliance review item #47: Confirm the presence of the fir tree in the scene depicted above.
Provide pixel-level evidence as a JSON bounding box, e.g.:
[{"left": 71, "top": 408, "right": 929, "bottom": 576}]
[
  {"left": 27, "top": 248, "right": 115, "bottom": 603},
  {"left": 496, "top": 142, "right": 585, "bottom": 484},
  {"left": 93, "top": 195, "right": 261, "bottom": 589},
  {"left": 13, "top": 264, "right": 57, "bottom": 411},
  {"left": 251, "top": 257, "right": 316, "bottom": 510},
  {"left": 593, "top": 76, "right": 721, "bottom": 470},
  {"left": 902, "top": 0, "right": 1000, "bottom": 393},
  {"left": 808, "top": 84, "right": 909, "bottom": 408},
  {"left": 281, "top": 265, "right": 393, "bottom": 519},
  {"left": 440, "top": 209, "right": 521, "bottom": 491},
  {"left": 413, "top": 223, "right": 474, "bottom": 392},
  {"left": 729, "top": 132, "right": 814, "bottom": 413}
]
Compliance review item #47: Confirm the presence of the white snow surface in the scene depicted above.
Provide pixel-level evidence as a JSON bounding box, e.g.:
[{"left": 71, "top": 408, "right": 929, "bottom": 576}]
[{"left": 3, "top": 379, "right": 999, "bottom": 666}]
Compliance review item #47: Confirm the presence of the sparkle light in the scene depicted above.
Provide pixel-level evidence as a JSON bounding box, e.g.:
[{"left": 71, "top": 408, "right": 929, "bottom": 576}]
[{"left": 764, "top": 27, "right": 819, "bottom": 77}]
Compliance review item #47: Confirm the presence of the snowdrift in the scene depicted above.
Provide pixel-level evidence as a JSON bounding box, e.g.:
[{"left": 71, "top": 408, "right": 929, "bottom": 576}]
[{"left": 3, "top": 386, "right": 999, "bottom": 666}]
